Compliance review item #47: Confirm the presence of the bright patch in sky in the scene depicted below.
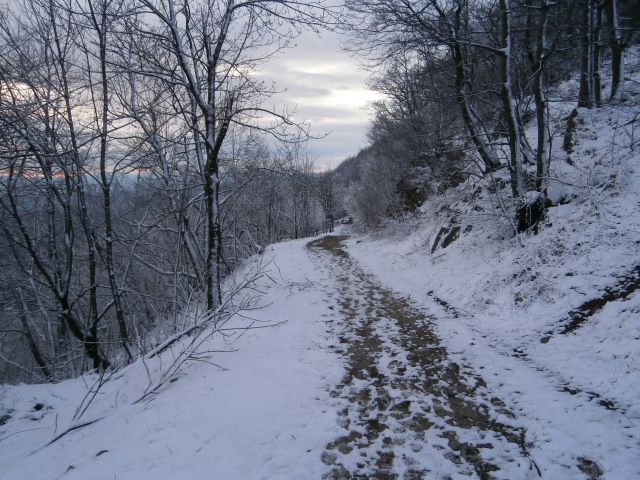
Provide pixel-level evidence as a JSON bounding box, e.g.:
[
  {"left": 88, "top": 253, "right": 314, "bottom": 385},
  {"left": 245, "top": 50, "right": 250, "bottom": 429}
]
[
  {"left": 263, "top": 30, "right": 382, "bottom": 170},
  {"left": 290, "top": 87, "right": 382, "bottom": 111},
  {"left": 288, "top": 61, "right": 353, "bottom": 76}
]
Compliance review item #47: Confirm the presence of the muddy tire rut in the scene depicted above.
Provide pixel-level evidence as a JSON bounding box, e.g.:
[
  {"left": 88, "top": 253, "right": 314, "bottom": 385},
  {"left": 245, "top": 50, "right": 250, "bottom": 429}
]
[{"left": 309, "top": 236, "right": 536, "bottom": 480}]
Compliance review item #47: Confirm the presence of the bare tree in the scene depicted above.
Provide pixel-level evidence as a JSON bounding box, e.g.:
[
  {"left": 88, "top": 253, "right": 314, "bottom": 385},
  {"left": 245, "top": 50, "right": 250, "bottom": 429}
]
[
  {"left": 130, "top": 0, "right": 338, "bottom": 311},
  {"left": 0, "top": 2, "right": 111, "bottom": 371},
  {"left": 606, "top": 0, "right": 638, "bottom": 102},
  {"left": 0, "top": 0, "right": 337, "bottom": 380}
]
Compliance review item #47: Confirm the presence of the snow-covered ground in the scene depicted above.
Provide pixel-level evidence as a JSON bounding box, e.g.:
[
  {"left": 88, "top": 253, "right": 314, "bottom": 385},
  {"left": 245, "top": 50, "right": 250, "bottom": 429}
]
[{"left": 0, "top": 237, "right": 346, "bottom": 480}]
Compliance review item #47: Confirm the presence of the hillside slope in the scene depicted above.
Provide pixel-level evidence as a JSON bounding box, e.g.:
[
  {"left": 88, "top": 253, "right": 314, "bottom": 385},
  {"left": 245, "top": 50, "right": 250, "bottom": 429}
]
[
  {"left": 345, "top": 58, "right": 640, "bottom": 479},
  {"left": 0, "top": 238, "right": 345, "bottom": 480}
]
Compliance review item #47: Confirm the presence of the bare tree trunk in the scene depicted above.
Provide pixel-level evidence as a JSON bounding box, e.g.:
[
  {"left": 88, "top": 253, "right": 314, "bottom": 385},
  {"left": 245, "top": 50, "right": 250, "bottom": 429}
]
[
  {"left": 46, "top": 0, "right": 109, "bottom": 370},
  {"left": 87, "top": 0, "right": 133, "bottom": 362},
  {"left": 607, "top": 0, "right": 626, "bottom": 102},
  {"left": 204, "top": 100, "right": 233, "bottom": 311},
  {"left": 17, "top": 290, "right": 52, "bottom": 380},
  {"left": 593, "top": 1, "right": 603, "bottom": 106},
  {"left": 204, "top": 158, "right": 223, "bottom": 310},
  {"left": 578, "top": 0, "right": 596, "bottom": 108},
  {"left": 499, "top": 0, "right": 526, "bottom": 198},
  {"left": 527, "top": 0, "right": 552, "bottom": 191},
  {"left": 449, "top": 6, "right": 500, "bottom": 173}
]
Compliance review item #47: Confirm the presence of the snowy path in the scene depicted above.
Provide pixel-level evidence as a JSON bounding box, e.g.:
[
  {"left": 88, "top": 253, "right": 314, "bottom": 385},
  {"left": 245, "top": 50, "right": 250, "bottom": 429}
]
[
  {"left": 345, "top": 233, "right": 640, "bottom": 480},
  {"left": 1, "top": 233, "right": 638, "bottom": 480},
  {"left": 308, "top": 236, "right": 534, "bottom": 479}
]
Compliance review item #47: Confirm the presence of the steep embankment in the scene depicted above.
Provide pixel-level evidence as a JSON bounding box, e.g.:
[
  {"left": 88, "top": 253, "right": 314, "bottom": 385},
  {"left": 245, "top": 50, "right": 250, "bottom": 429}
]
[
  {"left": 0, "top": 238, "right": 345, "bottom": 480},
  {"left": 344, "top": 62, "right": 640, "bottom": 479}
]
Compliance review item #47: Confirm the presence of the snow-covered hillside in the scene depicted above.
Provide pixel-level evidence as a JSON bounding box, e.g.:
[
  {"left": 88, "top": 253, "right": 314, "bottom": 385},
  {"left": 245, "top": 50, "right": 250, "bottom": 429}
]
[
  {"left": 0, "top": 239, "right": 346, "bottom": 480},
  {"left": 345, "top": 58, "right": 640, "bottom": 478}
]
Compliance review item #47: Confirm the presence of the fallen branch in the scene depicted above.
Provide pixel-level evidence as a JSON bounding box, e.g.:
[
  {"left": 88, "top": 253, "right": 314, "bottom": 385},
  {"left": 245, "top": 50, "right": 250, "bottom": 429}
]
[
  {"left": 146, "top": 323, "right": 209, "bottom": 359},
  {"left": 0, "top": 427, "right": 49, "bottom": 444},
  {"left": 42, "top": 417, "right": 104, "bottom": 448}
]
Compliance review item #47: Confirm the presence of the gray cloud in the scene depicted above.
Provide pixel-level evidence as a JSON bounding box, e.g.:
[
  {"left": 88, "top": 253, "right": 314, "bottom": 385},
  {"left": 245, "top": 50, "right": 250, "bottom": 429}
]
[{"left": 261, "top": 30, "right": 380, "bottom": 169}]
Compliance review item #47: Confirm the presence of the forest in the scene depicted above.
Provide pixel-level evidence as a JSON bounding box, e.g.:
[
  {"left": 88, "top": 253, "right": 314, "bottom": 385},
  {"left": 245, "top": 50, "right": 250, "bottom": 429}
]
[
  {"left": 0, "top": 0, "right": 338, "bottom": 382},
  {"left": 0, "top": 0, "right": 638, "bottom": 384}
]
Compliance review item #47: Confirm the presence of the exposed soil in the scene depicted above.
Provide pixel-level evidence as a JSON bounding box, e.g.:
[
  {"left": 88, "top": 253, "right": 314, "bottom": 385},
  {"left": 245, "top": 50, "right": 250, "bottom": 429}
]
[
  {"left": 308, "top": 236, "right": 538, "bottom": 480},
  {"left": 559, "top": 265, "right": 640, "bottom": 335}
]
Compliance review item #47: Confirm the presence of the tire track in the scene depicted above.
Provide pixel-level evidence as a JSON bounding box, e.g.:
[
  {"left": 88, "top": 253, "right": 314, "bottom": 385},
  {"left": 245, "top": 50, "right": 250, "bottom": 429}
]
[{"left": 309, "top": 236, "right": 536, "bottom": 480}]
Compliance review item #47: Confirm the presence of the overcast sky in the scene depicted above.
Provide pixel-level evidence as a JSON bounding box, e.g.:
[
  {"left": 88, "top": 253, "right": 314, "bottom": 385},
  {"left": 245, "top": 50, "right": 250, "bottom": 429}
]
[
  {"left": 0, "top": 0, "right": 376, "bottom": 171},
  {"left": 258, "top": 29, "right": 383, "bottom": 171}
]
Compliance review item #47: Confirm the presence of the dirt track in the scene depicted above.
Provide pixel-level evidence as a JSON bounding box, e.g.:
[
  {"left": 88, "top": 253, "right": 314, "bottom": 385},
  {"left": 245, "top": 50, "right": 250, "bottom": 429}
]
[{"left": 308, "top": 236, "right": 536, "bottom": 480}]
